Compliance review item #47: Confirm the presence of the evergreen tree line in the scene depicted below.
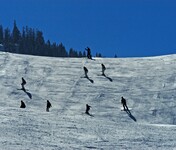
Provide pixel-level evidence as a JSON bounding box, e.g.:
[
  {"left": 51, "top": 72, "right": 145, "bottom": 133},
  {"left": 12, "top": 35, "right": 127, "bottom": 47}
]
[{"left": 0, "top": 21, "right": 102, "bottom": 57}]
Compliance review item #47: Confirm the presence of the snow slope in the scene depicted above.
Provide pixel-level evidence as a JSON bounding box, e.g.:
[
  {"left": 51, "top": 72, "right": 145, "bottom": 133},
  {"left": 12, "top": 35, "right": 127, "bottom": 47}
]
[{"left": 0, "top": 52, "right": 176, "bottom": 150}]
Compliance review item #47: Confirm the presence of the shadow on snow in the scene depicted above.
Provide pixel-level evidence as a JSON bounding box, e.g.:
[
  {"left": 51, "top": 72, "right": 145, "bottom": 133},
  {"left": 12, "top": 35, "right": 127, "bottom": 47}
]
[
  {"left": 125, "top": 109, "right": 137, "bottom": 122},
  {"left": 18, "top": 88, "right": 32, "bottom": 99},
  {"left": 102, "top": 74, "right": 113, "bottom": 82}
]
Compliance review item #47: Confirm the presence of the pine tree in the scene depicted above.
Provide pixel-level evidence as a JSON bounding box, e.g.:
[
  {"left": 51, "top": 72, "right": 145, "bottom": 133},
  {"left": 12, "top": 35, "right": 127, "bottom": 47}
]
[
  {"left": 35, "top": 30, "right": 45, "bottom": 55},
  {"left": 83, "top": 51, "right": 86, "bottom": 57},
  {"left": 45, "top": 40, "right": 51, "bottom": 56},
  {"left": 12, "top": 21, "right": 21, "bottom": 53},
  {"left": 28, "top": 28, "right": 35, "bottom": 54},
  {"left": 51, "top": 42, "right": 57, "bottom": 56},
  {"left": 69, "top": 48, "right": 78, "bottom": 57},
  {"left": 78, "top": 51, "right": 83, "bottom": 57},
  {"left": 58, "top": 43, "right": 68, "bottom": 57},
  {"left": 0, "top": 25, "right": 3, "bottom": 44},
  {"left": 12, "top": 20, "right": 21, "bottom": 44},
  {"left": 4, "top": 28, "right": 11, "bottom": 51},
  {"left": 19, "top": 27, "right": 26, "bottom": 54},
  {"left": 96, "top": 52, "right": 102, "bottom": 57}
]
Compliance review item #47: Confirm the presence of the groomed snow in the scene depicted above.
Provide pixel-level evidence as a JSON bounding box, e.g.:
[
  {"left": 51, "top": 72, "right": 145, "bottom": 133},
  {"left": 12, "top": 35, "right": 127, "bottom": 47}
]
[{"left": 0, "top": 52, "right": 176, "bottom": 149}]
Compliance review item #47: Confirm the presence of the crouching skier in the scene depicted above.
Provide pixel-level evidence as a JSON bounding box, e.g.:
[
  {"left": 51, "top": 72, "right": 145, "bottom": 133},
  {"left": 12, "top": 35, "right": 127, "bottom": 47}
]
[
  {"left": 85, "top": 104, "right": 94, "bottom": 116},
  {"left": 20, "top": 100, "right": 26, "bottom": 108},
  {"left": 85, "top": 104, "right": 91, "bottom": 115}
]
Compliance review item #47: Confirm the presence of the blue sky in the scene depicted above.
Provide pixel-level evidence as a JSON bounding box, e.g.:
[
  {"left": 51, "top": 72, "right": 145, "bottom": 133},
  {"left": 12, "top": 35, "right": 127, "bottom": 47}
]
[{"left": 0, "top": 0, "right": 176, "bottom": 57}]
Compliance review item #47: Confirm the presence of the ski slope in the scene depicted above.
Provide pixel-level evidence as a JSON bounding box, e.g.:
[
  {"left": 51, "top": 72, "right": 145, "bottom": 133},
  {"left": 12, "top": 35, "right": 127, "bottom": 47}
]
[{"left": 0, "top": 52, "right": 176, "bottom": 150}]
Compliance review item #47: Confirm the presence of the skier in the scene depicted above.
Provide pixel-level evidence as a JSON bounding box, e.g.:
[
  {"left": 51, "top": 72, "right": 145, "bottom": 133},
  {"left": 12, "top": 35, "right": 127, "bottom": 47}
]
[
  {"left": 85, "top": 47, "right": 92, "bottom": 59},
  {"left": 101, "top": 63, "right": 106, "bottom": 76},
  {"left": 21, "top": 77, "right": 26, "bottom": 92},
  {"left": 46, "top": 100, "right": 52, "bottom": 112},
  {"left": 83, "top": 66, "right": 88, "bottom": 78},
  {"left": 20, "top": 100, "right": 26, "bottom": 108},
  {"left": 85, "top": 104, "right": 91, "bottom": 115},
  {"left": 121, "top": 97, "right": 129, "bottom": 111}
]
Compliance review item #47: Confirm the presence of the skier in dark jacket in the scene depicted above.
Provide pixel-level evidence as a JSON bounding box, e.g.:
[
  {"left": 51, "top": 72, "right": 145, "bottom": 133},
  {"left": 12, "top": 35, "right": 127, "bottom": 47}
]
[
  {"left": 21, "top": 77, "right": 26, "bottom": 92},
  {"left": 121, "top": 97, "right": 129, "bottom": 111},
  {"left": 85, "top": 104, "right": 91, "bottom": 115},
  {"left": 101, "top": 64, "right": 106, "bottom": 76},
  {"left": 46, "top": 100, "right": 52, "bottom": 112},
  {"left": 85, "top": 47, "right": 92, "bottom": 59},
  {"left": 20, "top": 100, "right": 26, "bottom": 108},
  {"left": 83, "top": 66, "right": 88, "bottom": 78}
]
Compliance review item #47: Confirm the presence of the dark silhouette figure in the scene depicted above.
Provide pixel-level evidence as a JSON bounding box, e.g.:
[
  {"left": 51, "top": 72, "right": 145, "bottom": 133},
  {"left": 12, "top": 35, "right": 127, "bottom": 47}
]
[
  {"left": 46, "top": 100, "right": 52, "bottom": 112},
  {"left": 21, "top": 77, "right": 26, "bottom": 92},
  {"left": 85, "top": 47, "right": 92, "bottom": 59},
  {"left": 20, "top": 100, "right": 26, "bottom": 108},
  {"left": 83, "top": 66, "right": 94, "bottom": 83},
  {"left": 121, "top": 97, "right": 129, "bottom": 111},
  {"left": 100, "top": 64, "right": 113, "bottom": 82},
  {"left": 121, "top": 97, "right": 137, "bottom": 122},
  {"left": 101, "top": 64, "right": 106, "bottom": 76},
  {"left": 85, "top": 104, "right": 91, "bottom": 115},
  {"left": 18, "top": 77, "right": 32, "bottom": 99},
  {"left": 83, "top": 66, "right": 88, "bottom": 78},
  {"left": 21, "top": 77, "right": 26, "bottom": 86}
]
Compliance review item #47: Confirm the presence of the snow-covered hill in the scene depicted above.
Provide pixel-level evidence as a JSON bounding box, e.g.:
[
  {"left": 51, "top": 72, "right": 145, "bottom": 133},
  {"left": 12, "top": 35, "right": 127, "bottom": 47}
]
[{"left": 0, "top": 52, "right": 176, "bottom": 150}]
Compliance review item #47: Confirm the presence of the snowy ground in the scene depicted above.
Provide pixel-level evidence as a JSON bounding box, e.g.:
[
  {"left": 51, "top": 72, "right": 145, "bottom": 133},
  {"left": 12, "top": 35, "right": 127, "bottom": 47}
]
[{"left": 0, "top": 52, "right": 176, "bottom": 150}]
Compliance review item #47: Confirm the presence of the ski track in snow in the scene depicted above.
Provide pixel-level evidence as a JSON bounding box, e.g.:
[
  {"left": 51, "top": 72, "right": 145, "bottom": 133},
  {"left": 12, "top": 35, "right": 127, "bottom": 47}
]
[{"left": 0, "top": 52, "right": 176, "bottom": 149}]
